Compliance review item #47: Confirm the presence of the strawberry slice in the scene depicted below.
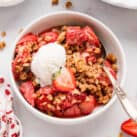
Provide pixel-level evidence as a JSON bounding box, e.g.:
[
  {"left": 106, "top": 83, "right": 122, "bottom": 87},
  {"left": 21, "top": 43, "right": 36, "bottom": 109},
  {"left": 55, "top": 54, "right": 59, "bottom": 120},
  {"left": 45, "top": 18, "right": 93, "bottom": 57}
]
[
  {"left": 79, "top": 95, "right": 96, "bottom": 115},
  {"left": 66, "top": 26, "right": 100, "bottom": 46},
  {"left": 64, "top": 105, "right": 81, "bottom": 118},
  {"left": 20, "top": 81, "right": 35, "bottom": 106},
  {"left": 104, "top": 60, "right": 117, "bottom": 79},
  {"left": 55, "top": 111, "right": 64, "bottom": 117},
  {"left": 17, "top": 33, "right": 37, "bottom": 45},
  {"left": 52, "top": 67, "right": 76, "bottom": 92},
  {"left": 87, "top": 56, "right": 97, "bottom": 64},
  {"left": 121, "top": 119, "right": 137, "bottom": 137},
  {"left": 66, "top": 26, "right": 87, "bottom": 45},
  {"left": 40, "top": 31, "right": 58, "bottom": 43},
  {"left": 38, "top": 86, "right": 56, "bottom": 95},
  {"left": 83, "top": 26, "right": 100, "bottom": 46}
]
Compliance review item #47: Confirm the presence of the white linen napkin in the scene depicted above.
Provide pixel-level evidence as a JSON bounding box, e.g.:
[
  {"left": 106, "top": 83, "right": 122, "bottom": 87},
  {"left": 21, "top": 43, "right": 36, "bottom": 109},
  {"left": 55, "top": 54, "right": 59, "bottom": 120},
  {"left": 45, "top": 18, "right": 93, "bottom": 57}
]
[{"left": 0, "top": 77, "right": 22, "bottom": 137}]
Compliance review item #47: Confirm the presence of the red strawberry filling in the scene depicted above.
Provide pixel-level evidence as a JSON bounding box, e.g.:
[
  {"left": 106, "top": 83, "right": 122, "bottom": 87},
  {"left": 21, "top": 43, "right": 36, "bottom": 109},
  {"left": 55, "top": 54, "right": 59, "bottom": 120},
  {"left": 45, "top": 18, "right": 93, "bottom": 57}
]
[
  {"left": 13, "top": 25, "right": 117, "bottom": 118},
  {"left": 20, "top": 81, "right": 35, "bottom": 106}
]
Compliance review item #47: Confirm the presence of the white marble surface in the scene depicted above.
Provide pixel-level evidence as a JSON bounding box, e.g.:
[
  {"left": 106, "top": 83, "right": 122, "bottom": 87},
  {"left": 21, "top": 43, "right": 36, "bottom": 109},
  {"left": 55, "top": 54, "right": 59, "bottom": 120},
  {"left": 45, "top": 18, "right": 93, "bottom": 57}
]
[{"left": 0, "top": 0, "right": 137, "bottom": 137}]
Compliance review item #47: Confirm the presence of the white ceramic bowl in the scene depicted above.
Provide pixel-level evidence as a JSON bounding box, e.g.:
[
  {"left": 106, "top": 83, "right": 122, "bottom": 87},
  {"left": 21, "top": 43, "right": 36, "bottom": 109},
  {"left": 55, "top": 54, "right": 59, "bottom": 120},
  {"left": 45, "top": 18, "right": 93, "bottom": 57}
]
[
  {"left": 0, "top": 0, "right": 24, "bottom": 7},
  {"left": 10, "top": 11, "right": 126, "bottom": 125},
  {"left": 102, "top": 0, "right": 137, "bottom": 9}
]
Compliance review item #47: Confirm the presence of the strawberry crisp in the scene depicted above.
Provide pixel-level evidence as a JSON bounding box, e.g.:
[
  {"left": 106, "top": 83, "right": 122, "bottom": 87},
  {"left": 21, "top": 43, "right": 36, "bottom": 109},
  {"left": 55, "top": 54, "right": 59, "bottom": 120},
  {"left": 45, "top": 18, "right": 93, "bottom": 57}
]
[{"left": 12, "top": 25, "right": 118, "bottom": 118}]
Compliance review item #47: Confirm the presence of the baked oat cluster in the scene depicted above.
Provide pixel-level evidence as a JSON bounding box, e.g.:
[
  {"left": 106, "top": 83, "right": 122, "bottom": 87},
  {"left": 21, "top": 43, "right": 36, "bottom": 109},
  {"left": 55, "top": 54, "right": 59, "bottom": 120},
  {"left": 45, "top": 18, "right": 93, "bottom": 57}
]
[{"left": 12, "top": 25, "right": 117, "bottom": 118}]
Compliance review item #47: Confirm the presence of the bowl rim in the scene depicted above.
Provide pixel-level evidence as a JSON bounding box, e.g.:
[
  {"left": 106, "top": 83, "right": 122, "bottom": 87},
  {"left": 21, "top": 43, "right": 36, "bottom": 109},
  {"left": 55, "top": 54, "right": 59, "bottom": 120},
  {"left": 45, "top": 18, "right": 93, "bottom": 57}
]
[
  {"left": 102, "top": 0, "right": 137, "bottom": 10},
  {"left": 10, "top": 11, "right": 126, "bottom": 125}
]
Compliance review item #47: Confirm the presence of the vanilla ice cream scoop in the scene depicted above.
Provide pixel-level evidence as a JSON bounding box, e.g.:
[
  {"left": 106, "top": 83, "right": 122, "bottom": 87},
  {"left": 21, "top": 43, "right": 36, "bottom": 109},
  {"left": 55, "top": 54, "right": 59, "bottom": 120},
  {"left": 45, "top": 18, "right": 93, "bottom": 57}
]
[{"left": 31, "top": 43, "right": 66, "bottom": 87}]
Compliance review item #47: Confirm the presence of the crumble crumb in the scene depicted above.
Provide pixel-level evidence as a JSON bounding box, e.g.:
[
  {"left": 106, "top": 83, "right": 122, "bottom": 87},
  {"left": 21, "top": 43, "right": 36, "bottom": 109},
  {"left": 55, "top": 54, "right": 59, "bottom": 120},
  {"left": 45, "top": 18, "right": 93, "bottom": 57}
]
[
  {"left": 65, "top": 0, "right": 72, "bottom": 8},
  {"left": 52, "top": 0, "right": 59, "bottom": 5},
  {"left": 0, "top": 41, "right": 6, "bottom": 50},
  {"left": 0, "top": 31, "right": 6, "bottom": 38},
  {"left": 118, "top": 132, "right": 123, "bottom": 137}
]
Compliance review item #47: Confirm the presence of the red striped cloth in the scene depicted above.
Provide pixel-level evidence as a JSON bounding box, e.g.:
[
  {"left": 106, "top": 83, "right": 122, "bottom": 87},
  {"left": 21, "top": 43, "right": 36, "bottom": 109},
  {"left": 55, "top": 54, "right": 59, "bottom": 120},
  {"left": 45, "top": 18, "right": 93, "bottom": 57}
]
[{"left": 0, "top": 77, "right": 22, "bottom": 137}]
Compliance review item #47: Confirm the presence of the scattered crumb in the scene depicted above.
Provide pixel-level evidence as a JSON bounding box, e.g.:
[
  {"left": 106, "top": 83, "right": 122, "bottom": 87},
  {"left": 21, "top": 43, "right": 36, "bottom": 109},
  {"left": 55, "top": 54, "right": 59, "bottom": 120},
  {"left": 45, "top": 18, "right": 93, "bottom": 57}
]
[
  {"left": 0, "top": 41, "right": 6, "bottom": 50},
  {"left": 18, "top": 28, "right": 24, "bottom": 34},
  {"left": 51, "top": 0, "right": 59, "bottom": 5},
  {"left": 118, "top": 132, "right": 123, "bottom": 137},
  {"left": 65, "top": 0, "right": 72, "bottom": 9},
  {"left": 51, "top": 0, "right": 73, "bottom": 8},
  {"left": 0, "top": 31, "right": 6, "bottom": 38}
]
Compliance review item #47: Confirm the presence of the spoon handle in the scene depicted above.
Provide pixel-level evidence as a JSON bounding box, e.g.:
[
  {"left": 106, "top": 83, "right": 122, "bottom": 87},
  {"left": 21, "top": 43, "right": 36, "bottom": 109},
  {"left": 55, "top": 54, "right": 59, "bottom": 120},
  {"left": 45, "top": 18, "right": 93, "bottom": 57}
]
[
  {"left": 115, "top": 86, "right": 137, "bottom": 122},
  {"left": 103, "top": 66, "right": 137, "bottom": 122}
]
